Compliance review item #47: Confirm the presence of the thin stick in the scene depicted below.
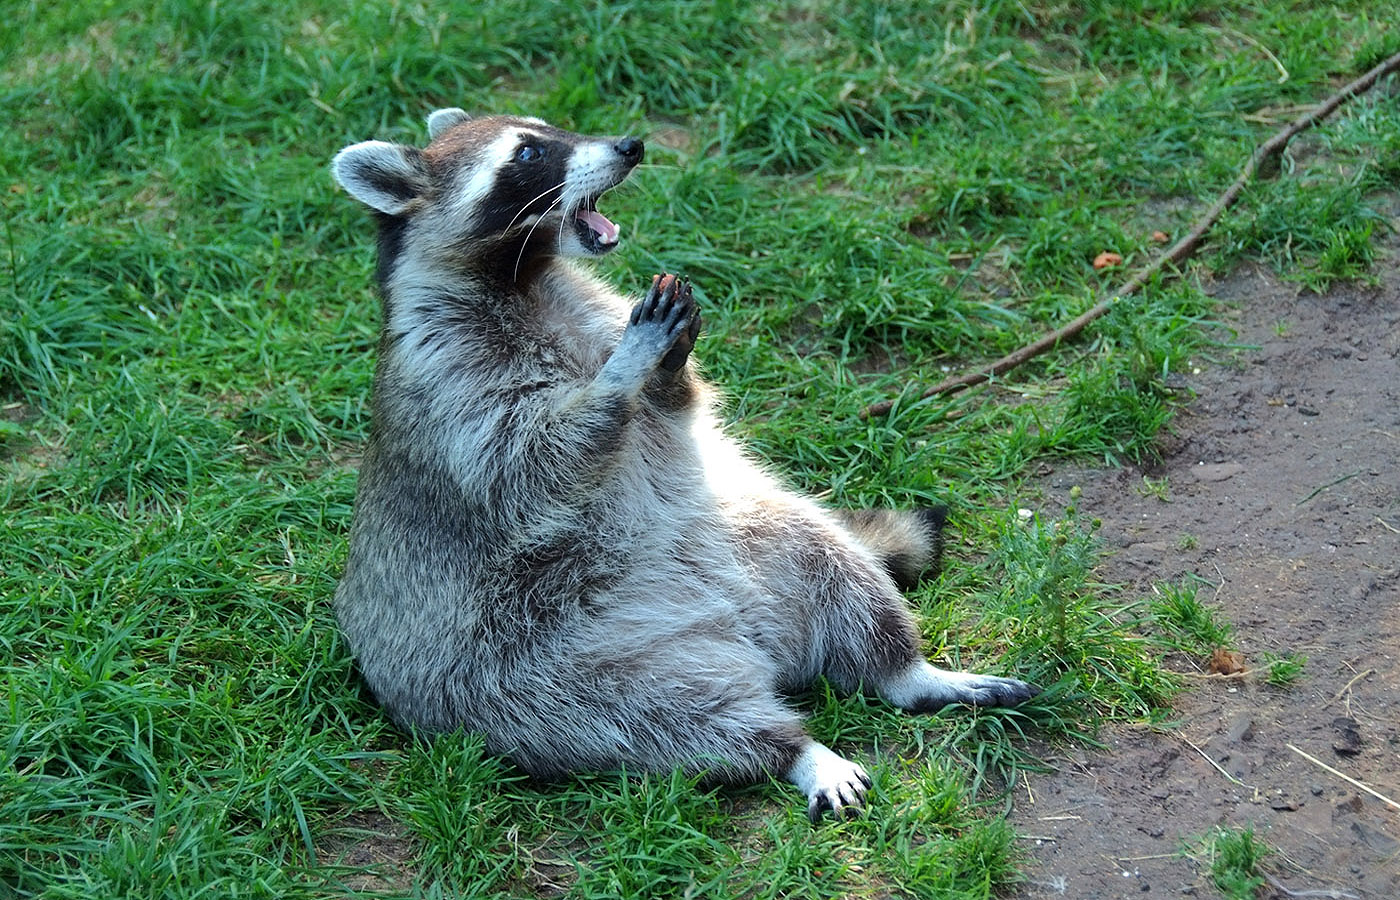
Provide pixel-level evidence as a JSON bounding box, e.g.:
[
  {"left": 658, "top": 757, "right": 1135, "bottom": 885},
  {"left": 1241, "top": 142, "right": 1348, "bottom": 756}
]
[
  {"left": 1287, "top": 743, "right": 1400, "bottom": 812},
  {"left": 1263, "top": 871, "right": 1360, "bottom": 900},
  {"left": 1178, "top": 733, "right": 1246, "bottom": 786},
  {"left": 860, "top": 49, "right": 1400, "bottom": 420},
  {"left": 1179, "top": 670, "right": 1251, "bottom": 681},
  {"left": 1330, "top": 667, "right": 1375, "bottom": 702}
]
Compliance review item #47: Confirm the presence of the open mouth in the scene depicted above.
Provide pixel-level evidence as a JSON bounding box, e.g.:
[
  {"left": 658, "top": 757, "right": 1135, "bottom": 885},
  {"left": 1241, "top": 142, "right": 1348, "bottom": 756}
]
[{"left": 574, "top": 199, "right": 620, "bottom": 253}]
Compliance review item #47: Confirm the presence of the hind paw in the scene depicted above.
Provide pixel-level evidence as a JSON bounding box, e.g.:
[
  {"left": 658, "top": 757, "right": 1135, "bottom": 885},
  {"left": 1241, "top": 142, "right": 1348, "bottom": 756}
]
[
  {"left": 942, "top": 673, "right": 1041, "bottom": 708},
  {"left": 882, "top": 662, "right": 1041, "bottom": 713}
]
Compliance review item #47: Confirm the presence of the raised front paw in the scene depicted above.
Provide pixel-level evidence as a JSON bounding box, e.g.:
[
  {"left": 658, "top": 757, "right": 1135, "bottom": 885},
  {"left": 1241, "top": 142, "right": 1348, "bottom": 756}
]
[{"left": 629, "top": 273, "right": 701, "bottom": 372}]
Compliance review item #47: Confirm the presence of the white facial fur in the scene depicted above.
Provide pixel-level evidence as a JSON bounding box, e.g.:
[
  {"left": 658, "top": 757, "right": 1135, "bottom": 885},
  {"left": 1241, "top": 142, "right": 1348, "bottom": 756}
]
[
  {"left": 442, "top": 129, "right": 523, "bottom": 224},
  {"left": 555, "top": 139, "right": 630, "bottom": 256}
]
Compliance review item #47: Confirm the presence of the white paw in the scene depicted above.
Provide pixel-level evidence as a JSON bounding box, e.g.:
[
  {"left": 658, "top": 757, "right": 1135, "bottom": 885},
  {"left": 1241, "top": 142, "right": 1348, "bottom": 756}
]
[
  {"left": 785, "top": 742, "right": 872, "bottom": 822},
  {"left": 881, "top": 661, "right": 1041, "bottom": 713}
]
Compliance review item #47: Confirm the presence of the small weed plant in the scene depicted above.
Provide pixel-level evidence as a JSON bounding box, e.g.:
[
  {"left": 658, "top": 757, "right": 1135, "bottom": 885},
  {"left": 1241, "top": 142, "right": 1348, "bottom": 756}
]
[
  {"left": 1137, "top": 475, "right": 1171, "bottom": 502},
  {"left": 1198, "top": 826, "right": 1271, "bottom": 900},
  {"left": 1150, "top": 579, "right": 1236, "bottom": 654},
  {"left": 1260, "top": 651, "right": 1308, "bottom": 688},
  {"left": 3, "top": 1, "right": 1395, "bottom": 896}
]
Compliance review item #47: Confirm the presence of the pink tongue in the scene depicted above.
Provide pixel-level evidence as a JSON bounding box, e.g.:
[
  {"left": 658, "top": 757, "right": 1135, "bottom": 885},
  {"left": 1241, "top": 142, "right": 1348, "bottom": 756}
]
[{"left": 577, "top": 209, "right": 620, "bottom": 244}]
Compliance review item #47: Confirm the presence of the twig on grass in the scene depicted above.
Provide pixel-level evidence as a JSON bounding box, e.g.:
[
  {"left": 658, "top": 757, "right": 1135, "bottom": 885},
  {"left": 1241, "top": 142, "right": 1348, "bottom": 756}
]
[
  {"left": 1177, "top": 652, "right": 1306, "bottom": 682},
  {"left": 1286, "top": 743, "right": 1400, "bottom": 812},
  {"left": 1219, "top": 27, "right": 1291, "bottom": 84},
  {"left": 860, "top": 48, "right": 1400, "bottom": 420},
  {"left": 1179, "top": 669, "right": 1250, "bottom": 681}
]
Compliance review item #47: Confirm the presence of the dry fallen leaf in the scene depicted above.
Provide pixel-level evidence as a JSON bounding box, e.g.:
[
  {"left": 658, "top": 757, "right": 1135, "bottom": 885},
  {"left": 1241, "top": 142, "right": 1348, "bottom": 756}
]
[
  {"left": 1208, "top": 648, "right": 1246, "bottom": 675},
  {"left": 1092, "top": 251, "right": 1123, "bottom": 269}
]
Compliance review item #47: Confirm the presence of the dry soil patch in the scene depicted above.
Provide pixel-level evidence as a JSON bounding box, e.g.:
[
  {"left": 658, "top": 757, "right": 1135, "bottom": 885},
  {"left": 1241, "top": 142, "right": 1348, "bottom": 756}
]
[{"left": 1010, "top": 258, "right": 1400, "bottom": 899}]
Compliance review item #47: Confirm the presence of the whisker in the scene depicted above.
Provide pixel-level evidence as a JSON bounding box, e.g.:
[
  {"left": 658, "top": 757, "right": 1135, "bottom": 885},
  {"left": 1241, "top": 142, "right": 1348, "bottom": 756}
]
[
  {"left": 554, "top": 185, "right": 584, "bottom": 258},
  {"left": 556, "top": 193, "right": 572, "bottom": 256},
  {"left": 502, "top": 180, "right": 567, "bottom": 235},
  {"left": 514, "top": 192, "right": 567, "bottom": 282}
]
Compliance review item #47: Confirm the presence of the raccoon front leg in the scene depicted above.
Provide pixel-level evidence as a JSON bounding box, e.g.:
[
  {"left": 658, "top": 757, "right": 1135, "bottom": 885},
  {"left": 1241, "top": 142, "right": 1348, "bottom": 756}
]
[
  {"left": 516, "top": 274, "right": 697, "bottom": 493},
  {"left": 650, "top": 275, "right": 701, "bottom": 373}
]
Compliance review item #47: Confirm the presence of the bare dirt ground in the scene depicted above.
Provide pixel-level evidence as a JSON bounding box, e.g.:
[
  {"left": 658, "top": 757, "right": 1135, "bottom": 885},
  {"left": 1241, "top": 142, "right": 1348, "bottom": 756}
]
[{"left": 1009, "top": 247, "right": 1400, "bottom": 898}]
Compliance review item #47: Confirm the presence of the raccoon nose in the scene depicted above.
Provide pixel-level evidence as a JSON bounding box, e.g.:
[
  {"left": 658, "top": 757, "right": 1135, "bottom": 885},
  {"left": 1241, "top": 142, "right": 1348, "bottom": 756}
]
[{"left": 614, "top": 137, "right": 644, "bottom": 163}]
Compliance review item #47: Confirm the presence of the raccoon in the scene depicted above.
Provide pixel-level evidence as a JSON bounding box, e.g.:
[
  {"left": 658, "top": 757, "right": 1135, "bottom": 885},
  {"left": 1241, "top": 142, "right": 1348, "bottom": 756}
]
[{"left": 330, "top": 110, "right": 1038, "bottom": 821}]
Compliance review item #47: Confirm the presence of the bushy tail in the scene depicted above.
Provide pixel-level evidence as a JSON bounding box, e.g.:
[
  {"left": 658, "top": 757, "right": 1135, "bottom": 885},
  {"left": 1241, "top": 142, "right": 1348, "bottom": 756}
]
[{"left": 832, "top": 506, "right": 948, "bottom": 591}]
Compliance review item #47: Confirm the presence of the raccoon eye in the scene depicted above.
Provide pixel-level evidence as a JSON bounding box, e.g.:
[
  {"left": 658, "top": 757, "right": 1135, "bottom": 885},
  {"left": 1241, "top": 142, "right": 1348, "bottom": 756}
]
[{"left": 516, "top": 145, "right": 544, "bottom": 162}]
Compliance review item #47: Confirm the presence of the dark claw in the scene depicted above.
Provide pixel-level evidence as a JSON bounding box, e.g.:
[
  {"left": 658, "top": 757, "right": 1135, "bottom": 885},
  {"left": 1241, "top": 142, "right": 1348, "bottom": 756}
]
[
  {"left": 656, "top": 276, "right": 700, "bottom": 372},
  {"left": 807, "top": 794, "right": 864, "bottom": 823},
  {"left": 806, "top": 779, "right": 869, "bottom": 824},
  {"left": 969, "top": 676, "right": 1041, "bottom": 708}
]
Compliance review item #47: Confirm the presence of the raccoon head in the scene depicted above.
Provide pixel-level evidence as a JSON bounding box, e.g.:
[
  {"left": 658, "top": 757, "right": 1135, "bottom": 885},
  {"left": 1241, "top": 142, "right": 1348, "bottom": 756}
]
[{"left": 331, "top": 110, "right": 644, "bottom": 283}]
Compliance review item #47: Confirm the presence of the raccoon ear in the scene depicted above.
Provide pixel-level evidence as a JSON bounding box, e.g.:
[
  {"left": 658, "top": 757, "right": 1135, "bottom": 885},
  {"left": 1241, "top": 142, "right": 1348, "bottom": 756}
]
[
  {"left": 426, "top": 108, "right": 471, "bottom": 139},
  {"left": 331, "top": 141, "right": 429, "bottom": 216}
]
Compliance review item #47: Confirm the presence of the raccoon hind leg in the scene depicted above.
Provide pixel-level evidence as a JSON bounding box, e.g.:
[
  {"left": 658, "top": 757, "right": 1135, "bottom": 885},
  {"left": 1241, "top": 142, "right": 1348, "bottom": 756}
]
[
  {"left": 833, "top": 506, "right": 947, "bottom": 590},
  {"left": 734, "top": 500, "right": 1041, "bottom": 714}
]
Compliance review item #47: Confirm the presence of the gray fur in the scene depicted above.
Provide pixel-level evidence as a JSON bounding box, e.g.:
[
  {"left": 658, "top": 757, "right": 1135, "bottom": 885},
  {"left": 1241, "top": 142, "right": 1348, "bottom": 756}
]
[{"left": 331, "top": 112, "right": 1039, "bottom": 819}]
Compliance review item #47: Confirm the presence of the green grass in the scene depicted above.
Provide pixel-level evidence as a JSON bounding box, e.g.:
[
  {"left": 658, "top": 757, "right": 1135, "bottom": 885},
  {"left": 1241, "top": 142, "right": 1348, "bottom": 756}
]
[
  {"left": 3, "top": 1, "right": 1396, "bottom": 897},
  {"left": 1149, "top": 578, "right": 1236, "bottom": 654},
  {"left": 1259, "top": 651, "right": 1308, "bottom": 688},
  {"left": 1193, "top": 826, "right": 1271, "bottom": 900}
]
